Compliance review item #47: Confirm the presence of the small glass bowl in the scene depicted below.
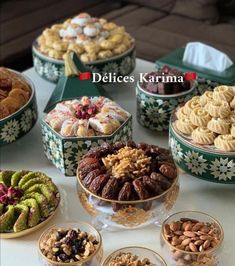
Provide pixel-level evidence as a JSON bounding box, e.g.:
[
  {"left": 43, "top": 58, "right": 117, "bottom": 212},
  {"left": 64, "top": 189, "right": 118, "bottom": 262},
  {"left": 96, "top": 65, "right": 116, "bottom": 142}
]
[
  {"left": 38, "top": 222, "right": 103, "bottom": 266},
  {"left": 160, "top": 211, "right": 224, "bottom": 266},
  {"left": 77, "top": 171, "right": 179, "bottom": 230},
  {"left": 102, "top": 246, "right": 167, "bottom": 266}
]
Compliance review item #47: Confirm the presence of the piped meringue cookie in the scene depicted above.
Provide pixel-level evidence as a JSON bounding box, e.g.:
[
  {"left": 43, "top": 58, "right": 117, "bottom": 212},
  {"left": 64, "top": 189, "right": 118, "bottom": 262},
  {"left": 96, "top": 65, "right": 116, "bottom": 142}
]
[
  {"left": 76, "top": 34, "right": 91, "bottom": 45},
  {"left": 71, "top": 12, "right": 91, "bottom": 26},
  {"left": 84, "top": 23, "right": 100, "bottom": 37}
]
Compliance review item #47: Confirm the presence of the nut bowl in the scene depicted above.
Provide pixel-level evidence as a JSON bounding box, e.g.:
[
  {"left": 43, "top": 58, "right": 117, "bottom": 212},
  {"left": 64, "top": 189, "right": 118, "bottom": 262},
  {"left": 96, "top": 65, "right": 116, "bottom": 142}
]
[
  {"left": 102, "top": 246, "right": 167, "bottom": 266},
  {"left": 0, "top": 68, "right": 38, "bottom": 146},
  {"left": 136, "top": 67, "right": 196, "bottom": 131},
  {"left": 38, "top": 222, "right": 103, "bottom": 266},
  {"left": 160, "top": 211, "right": 224, "bottom": 266},
  {"left": 77, "top": 141, "right": 180, "bottom": 230}
]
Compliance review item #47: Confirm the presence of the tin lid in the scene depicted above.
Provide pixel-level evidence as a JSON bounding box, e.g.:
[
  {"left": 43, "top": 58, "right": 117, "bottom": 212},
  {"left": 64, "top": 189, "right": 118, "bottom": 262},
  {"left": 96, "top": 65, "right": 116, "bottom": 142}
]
[
  {"left": 156, "top": 47, "right": 235, "bottom": 85},
  {"left": 44, "top": 52, "right": 111, "bottom": 113}
]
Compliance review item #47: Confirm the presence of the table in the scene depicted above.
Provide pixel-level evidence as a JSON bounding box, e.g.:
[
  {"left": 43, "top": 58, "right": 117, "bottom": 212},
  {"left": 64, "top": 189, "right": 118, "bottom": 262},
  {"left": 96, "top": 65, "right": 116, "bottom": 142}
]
[{"left": 1, "top": 59, "right": 235, "bottom": 266}]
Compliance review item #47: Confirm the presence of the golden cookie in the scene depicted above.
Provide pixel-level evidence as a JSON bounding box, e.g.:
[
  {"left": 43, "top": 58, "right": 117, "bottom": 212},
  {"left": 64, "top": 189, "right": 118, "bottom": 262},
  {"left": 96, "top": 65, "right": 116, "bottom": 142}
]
[
  {"left": 176, "top": 106, "right": 188, "bottom": 120},
  {"left": 113, "top": 44, "right": 127, "bottom": 55},
  {"left": 98, "top": 50, "right": 113, "bottom": 59},
  {"left": 0, "top": 102, "right": 10, "bottom": 119},
  {"left": 190, "top": 107, "right": 211, "bottom": 127},
  {"left": 103, "top": 22, "right": 117, "bottom": 31},
  {"left": 100, "top": 40, "right": 115, "bottom": 50},
  {"left": 184, "top": 96, "right": 200, "bottom": 115},
  {"left": 108, "top": 33, "right": 123, "bottom": 44},
  {"left": 68, "top": 43, "right": 84, "bottom": 55},
  {"left": 207, "top": 118, "right": 231, "bottom": 135},
  {"left": 199, "top": 91, "right": 213, "bottom": 106},
  {"left": 206, "top": 100, "right": 231, "bottom": 118},
  {"left": 83, "top": 43, "right": 100, "bottom": 54},
  {"left": 80, "top": 52, "right": 97, "bottom": 63},
  {"left": 8, "top": 88, "right": 29, "bottom": 105},
  {"left": 191, "top": 127, "right": 216, "bottom": 145},
  {"left": 1, "top": 97, "right": 22, "bottom": 114},
  {"left": 213, "top": 85, "right": 234, "bottom": 103},
  {"left": 175, "top": 118, "right": 196, "bottom": 135},
  {"left": 48, "top": 49, "right": 64, "bottom": 59},
  {"left": 52, "top": 41, "right": 68, "bottom": 51},
  {"left": 230, "top": 111, "right": 235, "bottom": 124},
  {"left": 231, "top": 124, "right": 235, "bottom": 137},
  {"left": 230, "top": 96, "right": 235, "bottom": 109},
  {"left": 42, "top": 28, "right": 59, "bottom": 38},
  {"left": 214, "top": 134, "right": 235, "bottom": 151}
]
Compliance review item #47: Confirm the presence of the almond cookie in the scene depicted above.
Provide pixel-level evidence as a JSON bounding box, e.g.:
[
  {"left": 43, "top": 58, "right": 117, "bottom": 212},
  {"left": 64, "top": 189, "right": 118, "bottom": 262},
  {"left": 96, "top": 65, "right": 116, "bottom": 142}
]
[
  {"left": 192, "top": 127, "right": 216, "bottom": 145},
  {"left": 207, "top": 117, "right": 231, "bottom": 135},
  {"left": 231, "top": 124, "right": 235, "bottom": 137},
  {"left": 206, "top": 100, "right": 231, "bottom": 118},
  {"left": 175, "top": 118, "right": 196, "bottom": 135},
  {"left": 184, "top": 96, "right": 200, "bottom": 115},
  {"left": 176, "top": 106, "right": 188, "bottom": 120},
  {"left": 199, "top": 91, "right": 213, "bottom": 106},
  {"left": 190, "top": 107, "right": 211, "bottom": 127},
  {"left": 214, "top": 134, "right": 235, "bottom": 151},
  {"left": 213, "top": 85, "right": 234, "bottom": 103}
]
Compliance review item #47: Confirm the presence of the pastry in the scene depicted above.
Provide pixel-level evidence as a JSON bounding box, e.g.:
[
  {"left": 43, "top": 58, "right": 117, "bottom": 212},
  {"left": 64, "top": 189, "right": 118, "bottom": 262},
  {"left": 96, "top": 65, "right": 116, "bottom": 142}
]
[
  {"left": 0, "top": 68, "right": 31, "bottom": 119},
  {"left": 190, "top": 107, "right": 211, "bottom": 127},
  {"left": 45, "top": 96, "right": 130, "bottom": 137},
  {"left": 199, "top": 91, "right": 213, "bottom": 106},
  {"left": 231, "top": 124, "right": 235, "bottom": 137},
  {"left": 214, "top": 134, "right": 235, "bottom": 151},
  {"left": 37, "top": 13, "right": 133, "bottom": 62},
  {"left": 184, "top": 96, "right": 200, "bottom": 115},
  {"left": 206, "top": 100, "right": 231, "bottom": 118},
  {"left": 78, "top": 141, "right": 177, "bottom": 204},
  {"left": 0, "top": 170, "right": 59, "bottom": 233},
  {"left": 213, "top": 85, "right": 234, "bottom": 103},
  {"left": 175, "top": 118, "right": 196, "bottom": 135},
  {"left": 192, "top": 127, "right": 216, "bottom": 145},
  {"left": 176, "top": 106, "right": 188, "bottom": 120},
  {"left": 207, "top": 117, "right": 230, "bottom": 135}
]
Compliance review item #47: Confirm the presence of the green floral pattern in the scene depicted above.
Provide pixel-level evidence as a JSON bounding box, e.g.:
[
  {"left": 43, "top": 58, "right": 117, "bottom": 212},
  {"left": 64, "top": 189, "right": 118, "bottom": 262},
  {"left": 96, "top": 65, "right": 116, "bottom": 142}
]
[
  {"left": 169, "top": 126, "right": 235, "bottom": 183},
  {"left": 33, "top": 46, "right": 136, "bottom": 83},
  {"left": 0, "top": 96, "right": 37, "bottom": 146},
  {"left": 41, "top": 118, "right": 132, "bottom": 176}
]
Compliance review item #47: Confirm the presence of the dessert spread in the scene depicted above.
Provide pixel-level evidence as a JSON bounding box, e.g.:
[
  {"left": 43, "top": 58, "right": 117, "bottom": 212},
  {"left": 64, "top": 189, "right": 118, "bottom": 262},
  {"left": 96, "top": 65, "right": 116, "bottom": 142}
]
[
  {"left": 107, "top": 252, "right": 158, "bottom": 266},
  {"left": 140, "top": 66, "right": 191, "bottom": 95},
  {"left": 37, "top": 12, "right": 133, "bottom": 62},
  {"left": 175, "top": 86, "right": 235, "bottom": 151},
  {"left": 40, "top": 227, "right": 99, "bottom": 263},
  {"left": 45, "top": 96, "right": 130, "bottom": 137},
  {"left": 0, "top": 67, "right": 31, "bottom": 119},
  {"left": 0, "top": 170, "right": 59, "bottom": 233},
  {"left": 78, "top": 141, "right": 177, "bottom": 201}
]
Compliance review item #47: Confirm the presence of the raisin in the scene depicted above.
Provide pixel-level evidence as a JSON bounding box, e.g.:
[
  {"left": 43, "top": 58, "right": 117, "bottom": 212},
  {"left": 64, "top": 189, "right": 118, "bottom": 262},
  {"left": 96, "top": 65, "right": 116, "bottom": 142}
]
[
  {"left": 118, "top": 182, "right": 132, "bottom": 201},
  {"left": 89, "top": 174, "right": 109, "bottom": 194},
  {"left": 132, "top": 179, "right": 149, "bottom": 200},
  {"left": 101, "top": 177, "right": 120, "bottom": 199}
]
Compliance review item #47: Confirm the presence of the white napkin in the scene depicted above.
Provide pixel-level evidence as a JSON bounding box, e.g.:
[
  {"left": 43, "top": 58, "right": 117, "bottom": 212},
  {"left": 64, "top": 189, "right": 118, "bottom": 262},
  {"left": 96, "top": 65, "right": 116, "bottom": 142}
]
[{"left": 183, "top": 42, "right": 233, "bottom": 72}]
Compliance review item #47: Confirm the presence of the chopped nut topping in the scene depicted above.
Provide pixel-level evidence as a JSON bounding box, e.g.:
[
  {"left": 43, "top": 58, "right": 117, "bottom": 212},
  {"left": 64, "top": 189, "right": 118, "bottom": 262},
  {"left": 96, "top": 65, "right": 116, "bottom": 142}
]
[{"left": 102, "top": 147, "right": 151, "bottom": 178}]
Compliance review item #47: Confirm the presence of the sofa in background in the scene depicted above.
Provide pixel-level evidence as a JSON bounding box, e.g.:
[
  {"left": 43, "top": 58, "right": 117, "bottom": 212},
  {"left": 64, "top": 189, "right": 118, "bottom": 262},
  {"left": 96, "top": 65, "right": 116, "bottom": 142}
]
[{"left": 1, "top": 0, "right": 235, "bottom": 70}]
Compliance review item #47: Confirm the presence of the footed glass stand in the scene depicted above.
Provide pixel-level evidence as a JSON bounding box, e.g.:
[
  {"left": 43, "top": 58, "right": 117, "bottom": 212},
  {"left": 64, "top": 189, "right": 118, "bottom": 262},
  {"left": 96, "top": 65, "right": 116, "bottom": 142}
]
[{"left": 77, "top": 178, "right": 180, "bottom": 231}]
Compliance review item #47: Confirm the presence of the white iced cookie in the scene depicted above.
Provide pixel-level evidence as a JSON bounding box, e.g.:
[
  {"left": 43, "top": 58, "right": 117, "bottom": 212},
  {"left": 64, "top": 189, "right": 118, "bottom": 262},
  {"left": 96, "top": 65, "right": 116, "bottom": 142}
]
[
  {"left": 213, "top": 85, "right": 234, "bottom": 103},
  {"left": 71, "top": 12, "right": 91, "bottom": 26},
  {"left": 84, "top": 23, "right": 100, "bottom": 37},
  {"left": 214, "top": 134, "right": 235, "bottom": 151}
]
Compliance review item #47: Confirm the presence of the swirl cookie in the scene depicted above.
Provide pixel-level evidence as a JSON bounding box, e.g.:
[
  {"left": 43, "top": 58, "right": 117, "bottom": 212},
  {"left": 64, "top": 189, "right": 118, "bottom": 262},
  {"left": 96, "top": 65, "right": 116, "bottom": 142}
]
[
  {"left": 184, "top": 96, "right": 200, "bottom": 115},
  {"left": 207, "top": 118, "right": 231, "bottom": 135},
  {"left": 206, "top": 100, "right": 231, "bottom": 118},
  {"left": 176, "top": 106, "right": 188, "bottom": 120},
  {"left": 190, "top": 107, "right": 211, "bottom": 127},
  {"left": 214, "top": 134, "right": 235, "bottom": 151},
  {"left": 192, "top": 127, "right": 216, "bottom": 145},
  {"left": 175, "top": 118, "right": 196, "bottom": 135},
  {"left": 200, "top": 91, "right": 213, "bottom": 106},
  {"left": 213, "top": 85, "right": 234, "bottom": 103}
]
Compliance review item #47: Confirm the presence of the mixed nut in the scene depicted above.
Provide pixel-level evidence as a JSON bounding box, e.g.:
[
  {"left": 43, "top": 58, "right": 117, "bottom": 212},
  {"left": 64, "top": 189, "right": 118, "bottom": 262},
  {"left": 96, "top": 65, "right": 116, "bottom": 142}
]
[
  {"left": 40, "top": 227, "right": 99, "bottom": 263},
  {"left": 107, "top": 252, "right": 158, "bottom": 266},
  {"left": 163, "top": 217, "right": 221, "bottom": 265},
  {"left": 78, "top": 141, "right": 177, "bottom": 204}
]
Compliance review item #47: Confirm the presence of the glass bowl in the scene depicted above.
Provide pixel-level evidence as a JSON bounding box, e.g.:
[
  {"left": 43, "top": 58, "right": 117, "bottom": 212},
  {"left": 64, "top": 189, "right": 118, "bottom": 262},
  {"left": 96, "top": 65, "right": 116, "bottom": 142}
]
[
  {"left": 160, "top": 211, "right": 224, "bottom": 266},
  {"left": 102, "top": 246, "right": 167, "bottom": 266},
  {"left": 38, "top": 222, "right": 103, "bottom": 266},
  {"left": 77, "top": 172, "right": 179, "bottom": 230}
]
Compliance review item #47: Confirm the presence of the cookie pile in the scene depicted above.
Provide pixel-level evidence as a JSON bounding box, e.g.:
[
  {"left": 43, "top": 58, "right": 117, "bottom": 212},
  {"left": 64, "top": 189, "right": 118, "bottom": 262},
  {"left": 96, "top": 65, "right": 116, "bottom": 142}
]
[
  {"left": 175, "top": 86, "right": 235, "bottom": 151},
  {"left": 37, "top": 12, "right": 133, "bottom": 62}
]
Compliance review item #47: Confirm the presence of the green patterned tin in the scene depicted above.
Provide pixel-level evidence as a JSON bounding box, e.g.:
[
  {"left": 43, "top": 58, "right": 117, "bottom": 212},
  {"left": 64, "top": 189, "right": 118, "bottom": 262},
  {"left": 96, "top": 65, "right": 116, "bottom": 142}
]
[
  {"left": 32, "top": 41, "right": 136, "bottom": 83},
  {"left": 136, "top": 81, "right": 196, "bottom": 131},
  {"left": 169, "top": 112, "right": 235, "bottom": 183},
  {"left": 41, "top": 116, "right": 132, "bottom": 176},
  {"left": 0, "top": 72, "right": 38, "bottom": 146}
]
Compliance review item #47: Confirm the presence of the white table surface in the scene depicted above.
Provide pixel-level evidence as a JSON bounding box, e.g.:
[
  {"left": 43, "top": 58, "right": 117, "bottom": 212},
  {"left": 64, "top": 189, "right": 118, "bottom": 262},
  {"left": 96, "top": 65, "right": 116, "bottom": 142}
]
[{"left": 1, "top": 59, "right": 235, "bottom": 266}]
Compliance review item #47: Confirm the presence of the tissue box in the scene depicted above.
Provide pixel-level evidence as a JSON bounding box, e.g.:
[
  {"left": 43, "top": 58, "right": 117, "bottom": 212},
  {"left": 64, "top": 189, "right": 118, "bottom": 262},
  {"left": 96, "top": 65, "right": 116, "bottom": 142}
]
[{"left": 156, "top": 48, "right": 235, "bottom": 89}]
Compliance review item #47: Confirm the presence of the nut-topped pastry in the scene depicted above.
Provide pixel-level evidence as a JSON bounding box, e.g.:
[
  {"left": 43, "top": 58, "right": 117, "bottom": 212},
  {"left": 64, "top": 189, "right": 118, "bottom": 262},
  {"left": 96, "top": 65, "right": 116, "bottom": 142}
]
[
  {"left": 45, "top": 96, "right": 130, "bottom": 137},
  {"left": 0, "top": 67, "right": 31, "bottom": 119},
  {"left": 78, "top": 141, "right": 178, "bottom": 201},
  {"left": 37, "top": 12, "right": 133, "bottom": 62},
  {"left": 175, "top": 85, "right": 235, "bottom": 151}
]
